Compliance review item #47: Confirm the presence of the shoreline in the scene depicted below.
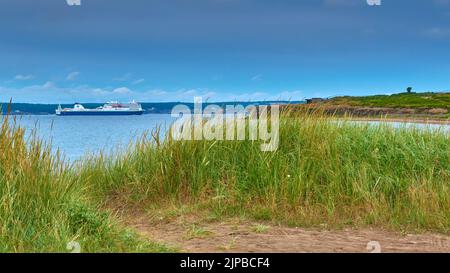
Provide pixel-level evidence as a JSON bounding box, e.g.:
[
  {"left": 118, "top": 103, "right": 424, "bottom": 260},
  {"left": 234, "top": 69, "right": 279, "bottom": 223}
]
[{"left": 348, "top": 117, "right": 450, "bottom": 126}]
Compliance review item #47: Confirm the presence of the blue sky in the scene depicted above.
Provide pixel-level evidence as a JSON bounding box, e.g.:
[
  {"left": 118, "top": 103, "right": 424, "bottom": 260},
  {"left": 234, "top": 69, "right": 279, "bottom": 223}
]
[{"left": 1, "top": 0, "right": 450, "bottom": 103}]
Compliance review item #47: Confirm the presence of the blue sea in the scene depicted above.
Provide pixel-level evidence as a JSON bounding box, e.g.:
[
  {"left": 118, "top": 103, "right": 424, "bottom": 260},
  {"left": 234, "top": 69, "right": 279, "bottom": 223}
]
[{"left": 10, "top": 114, "right": 176, "bottom": 162}]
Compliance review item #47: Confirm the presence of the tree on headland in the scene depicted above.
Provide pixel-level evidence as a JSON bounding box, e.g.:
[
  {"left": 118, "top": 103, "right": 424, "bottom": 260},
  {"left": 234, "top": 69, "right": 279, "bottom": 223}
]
[{"left": 406, "top": 87, "right": 413, "bottom": 93}]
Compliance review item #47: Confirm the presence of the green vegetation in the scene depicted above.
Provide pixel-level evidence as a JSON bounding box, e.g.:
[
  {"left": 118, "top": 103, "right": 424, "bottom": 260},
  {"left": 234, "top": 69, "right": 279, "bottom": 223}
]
[
  {"left": 328, "top": 92, "right": 450, "bottom": 109},
  {"left": 252, "top": 224, "right": 270, "bottom": 233},
  {"left": 187, "top": 225, "right": 213, "bottom": 239},
  {"left": 78, "top": 110, "right": 449, "bottom": 232},
  {"left": 0, "top": 116, "right": 174, "bottom": 253},
  {"left": 1, "top": 110, "right": 449, "bottom": 252}
]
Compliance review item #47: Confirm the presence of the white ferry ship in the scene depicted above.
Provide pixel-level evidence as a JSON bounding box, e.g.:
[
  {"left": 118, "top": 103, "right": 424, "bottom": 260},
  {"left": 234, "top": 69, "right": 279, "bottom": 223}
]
[{"left": 56, "top": 101, "right": 144, "bottom": 116}]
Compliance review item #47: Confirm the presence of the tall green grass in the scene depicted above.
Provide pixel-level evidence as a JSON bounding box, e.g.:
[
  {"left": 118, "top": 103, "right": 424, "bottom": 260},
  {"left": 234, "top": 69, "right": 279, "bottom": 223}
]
[
  {"left": 0, "top": 115, "right": 172, "bottom": 252},
  {"left": 1, "top": 110, "right": 449, "bottom": 252},
  {"left": 80, "top": 111, "right": 449, "bottom": 232}
]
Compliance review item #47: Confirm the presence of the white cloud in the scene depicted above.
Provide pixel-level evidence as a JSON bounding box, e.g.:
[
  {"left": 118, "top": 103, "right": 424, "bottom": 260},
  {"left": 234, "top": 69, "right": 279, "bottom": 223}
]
[
  {"left": 66, "top": 71, "right": 80, "bottom": 81},
  {"left": 148, "top": 90, "right": 168, "bottom": 96},
  {"left": 0, "top": 81, "right": 304, "bottom": 103},
  {"left": 179, "top": 89, "right": 197, "bottom": 96},
  {"left": 114, "top": 73, "right": 147, "bottom": 85},
  {"left": 91, "top": 88, "right": 109, "bottom": 96},
  {"left": 14, "top": 74, "right": 34, "bottom": 81},
  {"left": 113, "top": 87, "right": 131, "bottom": 94},
  {"left": 43, "top": 81, "right": 55, "bottom": 88},
  {"left": 132, "top": 78, "right": 145, "bottom": 85}
]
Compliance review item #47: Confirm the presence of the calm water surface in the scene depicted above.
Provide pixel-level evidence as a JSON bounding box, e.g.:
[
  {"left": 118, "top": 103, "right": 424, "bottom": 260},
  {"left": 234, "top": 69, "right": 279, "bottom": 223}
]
[{"left": 11, "top": 114, "right": 175, "bottom": 161}]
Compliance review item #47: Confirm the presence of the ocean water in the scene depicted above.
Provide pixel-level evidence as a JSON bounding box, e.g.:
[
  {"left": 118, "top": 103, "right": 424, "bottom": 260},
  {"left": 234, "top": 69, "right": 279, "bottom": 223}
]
[
  {"left": 350, "top": 120, "right": 450, "bottom": 132},
  {"left": 4, "top": 115, "right": 449, "bottom": 162},
  {"left": 9, "top": 114, "right": 175, "bottom": 162}
]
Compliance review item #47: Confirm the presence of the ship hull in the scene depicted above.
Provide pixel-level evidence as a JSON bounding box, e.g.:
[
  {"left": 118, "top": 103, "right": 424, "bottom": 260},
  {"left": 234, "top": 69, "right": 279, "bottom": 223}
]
[{"left": 56, "top": 110, "right": 144, "bottom": 116}]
